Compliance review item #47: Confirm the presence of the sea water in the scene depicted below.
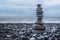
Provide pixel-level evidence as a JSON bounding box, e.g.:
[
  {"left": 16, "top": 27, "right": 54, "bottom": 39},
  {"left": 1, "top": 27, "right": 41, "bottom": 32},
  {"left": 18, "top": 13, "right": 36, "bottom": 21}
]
[{"left": 0, "top": 17, "right": 60, "bottom": 23}]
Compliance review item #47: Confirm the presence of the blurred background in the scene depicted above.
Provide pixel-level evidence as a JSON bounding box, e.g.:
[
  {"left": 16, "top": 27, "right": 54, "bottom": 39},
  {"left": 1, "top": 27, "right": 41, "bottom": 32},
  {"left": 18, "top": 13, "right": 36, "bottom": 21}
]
[{"left": 0, "top": 0, "right": 60, "bottom": 23}]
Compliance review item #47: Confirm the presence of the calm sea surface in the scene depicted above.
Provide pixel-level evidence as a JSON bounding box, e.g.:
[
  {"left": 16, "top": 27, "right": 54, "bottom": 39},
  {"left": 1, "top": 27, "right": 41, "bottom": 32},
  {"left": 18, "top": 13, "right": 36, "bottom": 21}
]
[{"left": 0, "top": 17, "right": 60, "bottom": 23}]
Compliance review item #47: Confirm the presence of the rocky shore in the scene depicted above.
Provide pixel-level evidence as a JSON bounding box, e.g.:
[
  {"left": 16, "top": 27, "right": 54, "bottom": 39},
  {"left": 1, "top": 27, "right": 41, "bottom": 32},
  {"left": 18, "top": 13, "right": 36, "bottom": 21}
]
[{"left": 0, "top": 23, "right": 60, "bottom": 40}]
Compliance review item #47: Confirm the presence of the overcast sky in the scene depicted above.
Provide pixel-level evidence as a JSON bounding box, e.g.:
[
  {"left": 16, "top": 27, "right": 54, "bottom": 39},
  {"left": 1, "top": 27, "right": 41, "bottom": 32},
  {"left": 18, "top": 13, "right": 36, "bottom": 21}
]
[{"left": 0, "top": 0, "right": 60, "bottom": 17}]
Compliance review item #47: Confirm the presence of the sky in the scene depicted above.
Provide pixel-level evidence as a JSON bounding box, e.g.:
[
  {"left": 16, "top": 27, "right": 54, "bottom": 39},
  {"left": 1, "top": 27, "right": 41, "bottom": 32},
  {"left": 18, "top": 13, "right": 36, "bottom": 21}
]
[{"left": 0, "top": 0, "right": 60, "bottom": 17}]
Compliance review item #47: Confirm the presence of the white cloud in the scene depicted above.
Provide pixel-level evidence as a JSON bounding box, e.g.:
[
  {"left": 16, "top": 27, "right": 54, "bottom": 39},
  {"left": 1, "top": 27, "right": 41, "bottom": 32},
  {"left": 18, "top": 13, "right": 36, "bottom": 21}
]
[
  {"left": 0, "top": 0, "right": 38, "bottom": 10},
  {"left": 0, "top": 0, "right": 38, "bottom": 16},
  {"left": 0, "top": 4, "right": 36, "bottom": 9},
  {"left": 0, "top": 13, "right": 19, "bottom": 16},
  {"left": 45, "top": 0, "right": 60, "bottom": 7},
  {"left": 0, "top": 0, "right": 44, "bottom": 9},
  {"left": 0, "top": 0, "right": 37, "bottom": 6}
]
